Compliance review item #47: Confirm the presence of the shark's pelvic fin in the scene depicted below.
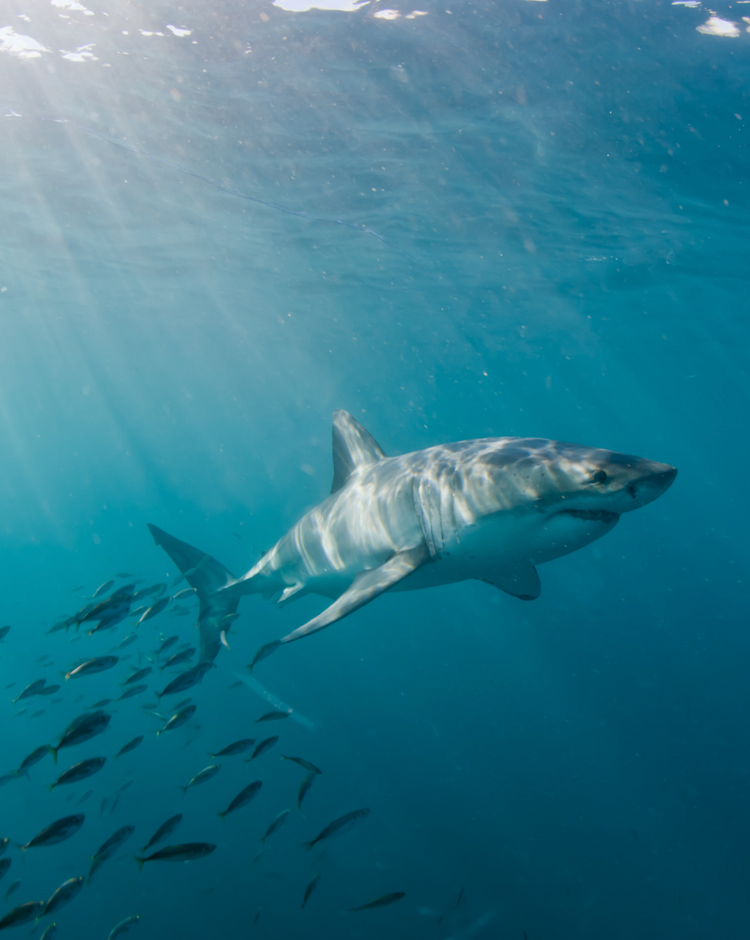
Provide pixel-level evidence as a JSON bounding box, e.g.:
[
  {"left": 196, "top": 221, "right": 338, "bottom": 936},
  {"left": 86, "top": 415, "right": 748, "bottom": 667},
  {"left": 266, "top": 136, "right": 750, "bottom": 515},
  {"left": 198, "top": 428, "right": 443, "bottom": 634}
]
[
  {"left": 330, "top": 410, "right": 388, "bottom": 494},
  {"left": 481, "top": 563, "right": 541, "bottom": 601},
  {"left": 280, "top": 543, "right": 429, "bottom": 644},
  {"left": 147, "top": 524, "right": 239, "bottom": 662}
]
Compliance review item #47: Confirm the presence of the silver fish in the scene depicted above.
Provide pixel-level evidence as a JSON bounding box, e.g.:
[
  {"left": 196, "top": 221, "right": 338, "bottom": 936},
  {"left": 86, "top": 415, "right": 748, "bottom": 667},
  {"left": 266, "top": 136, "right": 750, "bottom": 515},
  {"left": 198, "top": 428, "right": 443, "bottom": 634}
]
[
  {"left": 49, "top": 758, "right": 106, "bottom": 790},
  {"left": 107, "top": 915, "right": 140, "bottom": 940},
  {"left": 303, "top": 808, "right": 370, "bottom": 850},
  {"left": 43, "top": 876, "right": 85, "bottom": 916},
  {"left": 179, "top": 765, "right": 221, "bottom": 794},
  {"left": 51, "top": 711, "right": 111, "bottom": 763},
  {"left": 260, "top": 809, "right": 290, "bottom": 843},
  {"left": 209, "top": 739, "right": 255, "bottom": 758},
  {"left": 135, "top": 843, "right": 215, "bottom": 869},
  {"left": 156, "top": 705, "right": 196, "bottom": 736},
  {"left": 65, "top": 656, "right": 119, "bottom": 680},
  {"left": 301, "top": 872, "right": 320, "bottom": 909},
  {"left": 0, "top": 902, "right": 44, "bottom": 930},
  {"left": 248, "top": 736, "right": 279, "bottom": 761},
  {"left": 281, "top": 755, "right": 321, "bottom": 774},
  {"left": 23, "top": 815, "right": 85, "bottom": 850},
  {"left": 218, "top": 781, "right": 262, "bottom": 820},
  {"left": 297, "top": 772, "right": 315, "bottom": 811},
  {"left": 115, "top": 736, "right": 144, "bottom": 760},
  {"left": 141, "top": 814, "right": 182, "bottom": 852}
]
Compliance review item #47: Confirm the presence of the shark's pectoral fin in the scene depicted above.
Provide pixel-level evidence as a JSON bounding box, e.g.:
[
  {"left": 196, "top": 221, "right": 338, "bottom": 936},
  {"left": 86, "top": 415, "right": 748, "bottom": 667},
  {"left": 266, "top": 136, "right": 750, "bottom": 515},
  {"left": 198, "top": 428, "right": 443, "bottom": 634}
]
[
  {"left": 280, "top": 544, "right": 429, "bottom": 644},
  {"left": 481, "top": 563, "right": 541, "bottom": 601}
]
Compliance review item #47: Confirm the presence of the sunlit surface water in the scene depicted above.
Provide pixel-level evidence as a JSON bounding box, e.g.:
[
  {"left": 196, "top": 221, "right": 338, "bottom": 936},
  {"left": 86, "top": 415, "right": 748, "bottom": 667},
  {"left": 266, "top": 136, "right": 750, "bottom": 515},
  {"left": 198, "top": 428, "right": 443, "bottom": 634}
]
[{"left": 0, "top": 0, "right": 748, "bottom": 938}]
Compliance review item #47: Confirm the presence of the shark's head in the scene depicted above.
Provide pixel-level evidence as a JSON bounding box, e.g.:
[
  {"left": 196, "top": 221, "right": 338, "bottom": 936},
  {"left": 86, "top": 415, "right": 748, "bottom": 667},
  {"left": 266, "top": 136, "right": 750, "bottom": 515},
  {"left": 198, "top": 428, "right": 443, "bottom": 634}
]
[
  {"left": 461, "top": 438, "right": 677, "bottom": 563},
  {"left": 515, "top": 440, "right": 678, "bottom": 517}
]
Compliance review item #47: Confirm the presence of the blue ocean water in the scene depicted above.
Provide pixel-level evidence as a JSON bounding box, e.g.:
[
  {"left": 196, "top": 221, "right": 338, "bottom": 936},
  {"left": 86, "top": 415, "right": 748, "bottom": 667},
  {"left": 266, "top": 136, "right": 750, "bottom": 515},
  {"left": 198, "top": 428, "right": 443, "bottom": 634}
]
[{"left": 0, "top": 0, "right": 748, "bottom": 937}]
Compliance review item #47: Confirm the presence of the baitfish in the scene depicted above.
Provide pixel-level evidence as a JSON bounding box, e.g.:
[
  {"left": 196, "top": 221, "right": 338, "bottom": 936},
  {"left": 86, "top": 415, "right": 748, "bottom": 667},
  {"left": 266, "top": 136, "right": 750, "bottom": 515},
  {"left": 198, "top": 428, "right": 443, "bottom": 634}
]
[
  {"left": 22, "top": 815, "right": 85, "bottom": 851},
  {"left": 303, "top": 809, "right": 370, "bottom": 851},
  {"left": 141, "top": 815, "right": 182, "bottom": 852},
  {"left": 217, "top": 781, "right": 262, "bottom": 820},
  {"left": 134, "top": 843, "right": 215, "bottom": 870}
]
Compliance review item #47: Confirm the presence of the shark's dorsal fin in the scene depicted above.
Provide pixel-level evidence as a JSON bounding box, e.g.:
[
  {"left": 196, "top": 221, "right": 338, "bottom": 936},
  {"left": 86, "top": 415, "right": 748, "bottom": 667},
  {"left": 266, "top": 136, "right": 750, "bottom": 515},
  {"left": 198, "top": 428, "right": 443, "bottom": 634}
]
[{"left": 331, "top": 410, "right": 387, "bottom": 494}]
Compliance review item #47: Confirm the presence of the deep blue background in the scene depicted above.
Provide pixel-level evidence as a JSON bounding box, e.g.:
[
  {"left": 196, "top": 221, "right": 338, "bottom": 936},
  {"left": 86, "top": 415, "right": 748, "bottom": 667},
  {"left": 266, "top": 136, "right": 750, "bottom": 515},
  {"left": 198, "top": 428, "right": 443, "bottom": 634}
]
[{"left": 0, "top": 0, "right": 748, "bottom": 937}]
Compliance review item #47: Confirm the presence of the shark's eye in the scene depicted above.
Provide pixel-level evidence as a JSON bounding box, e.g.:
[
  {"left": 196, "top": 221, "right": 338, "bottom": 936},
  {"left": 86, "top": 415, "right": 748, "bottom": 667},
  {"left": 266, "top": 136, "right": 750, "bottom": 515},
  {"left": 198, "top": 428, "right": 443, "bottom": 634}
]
[{"left": 592, "top": 470, "right": 607, "bottom": 484}]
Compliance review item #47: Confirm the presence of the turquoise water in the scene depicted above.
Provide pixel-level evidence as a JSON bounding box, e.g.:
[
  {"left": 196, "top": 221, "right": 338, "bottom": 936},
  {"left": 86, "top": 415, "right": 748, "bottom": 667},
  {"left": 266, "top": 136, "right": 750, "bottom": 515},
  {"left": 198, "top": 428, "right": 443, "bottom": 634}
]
[{"left": 0, "top": 0, "right": 748, "bottom": 937}]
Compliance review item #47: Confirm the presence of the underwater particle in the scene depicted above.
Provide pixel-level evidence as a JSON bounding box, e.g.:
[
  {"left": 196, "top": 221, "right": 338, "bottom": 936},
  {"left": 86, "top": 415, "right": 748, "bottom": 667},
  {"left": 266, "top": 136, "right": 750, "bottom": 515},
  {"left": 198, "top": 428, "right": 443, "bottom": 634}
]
[
  {"left": 89, "top": 826, "right": 136, "bottom": 883},
  {"left": 301, "top": 872, "right": 320, "bottom": 909},
  {"left": 14, "top": 745, "right": 50, "bottom": 779},
  {"left": 66, "top": 656, "right": 119, "bottom": 680},
  {"left": 49, "top": 757, "right": 106, "bottom": 790},
  {"left": 156, "top": 704, "right": 196, "bottom": 736},
  {"left": 209, "top": 738, "right": 255, "bottom": 758},
  {"left": 248, "top": 736, "right": 279, "bottom": 762},
  {"left": 0, "top": 901, "right": 44, "bottom": 929},
  {"left": 43, "top": 876, "right": 85, "bottom": 916},
  {"left": 260, "top": 809, "right": 290, "bottom": 843},
  {"left": 303, "top": 809, "right": 370, "bottom": 851},
  {"left": 51, "top": 710, "right": 111, "bottom": 763},
  {"left": 22, "top": 815, "right": 85, "bottom": 851},
  {"left": 217, "top": 781, "right": 262, "bottom": 820},
  {"left": 179, "top": 765, "right": 221, "bottom": 794},
  {"left": 156, "top": 662, "right": 213, "bottom": 699},
  {"left": 348, "top": 891, "right": 406, "bottom": 911},
  {"left": 107, "top": 914, "right": 140, "bottom": 939},
  {"left": 297, "top": 772, "right": 315, "bottom": 811},
  {"left": 255, "top": 709, "right": 292, "bottom": 723},
  {"left": 141, "top": 815, "right": 182, "bottom": 853},
  {"left": 281, "top": 755, "right": 322, "bottom": 774},
  {"left": 134, "top": 843, "right": 215, "bottom": 870},
  {"left": 159, "top": 648, "right": 196, "bottom": 671}
]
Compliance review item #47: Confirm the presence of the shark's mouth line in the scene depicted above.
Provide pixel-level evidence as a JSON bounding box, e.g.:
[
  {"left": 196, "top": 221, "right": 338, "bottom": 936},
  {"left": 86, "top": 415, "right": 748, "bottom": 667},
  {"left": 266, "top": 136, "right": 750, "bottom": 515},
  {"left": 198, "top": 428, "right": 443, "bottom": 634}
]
[{"left": 558, "top": 509, "right": 620, "bottom": 524}]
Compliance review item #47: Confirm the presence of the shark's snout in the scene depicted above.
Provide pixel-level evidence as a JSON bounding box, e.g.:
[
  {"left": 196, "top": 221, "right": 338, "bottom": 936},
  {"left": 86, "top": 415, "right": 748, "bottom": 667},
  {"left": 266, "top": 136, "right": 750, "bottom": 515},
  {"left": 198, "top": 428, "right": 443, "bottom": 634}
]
[{"left": 622, "top": 463, "right": 677, "bottom": 510}]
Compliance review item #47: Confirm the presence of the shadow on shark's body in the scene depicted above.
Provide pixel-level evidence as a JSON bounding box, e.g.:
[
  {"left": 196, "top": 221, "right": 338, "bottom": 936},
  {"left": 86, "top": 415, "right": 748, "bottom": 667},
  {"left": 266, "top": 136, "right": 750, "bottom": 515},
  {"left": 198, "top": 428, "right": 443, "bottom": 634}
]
[{"left": 149, "top": 410, "right": 677, "bottom": 667}]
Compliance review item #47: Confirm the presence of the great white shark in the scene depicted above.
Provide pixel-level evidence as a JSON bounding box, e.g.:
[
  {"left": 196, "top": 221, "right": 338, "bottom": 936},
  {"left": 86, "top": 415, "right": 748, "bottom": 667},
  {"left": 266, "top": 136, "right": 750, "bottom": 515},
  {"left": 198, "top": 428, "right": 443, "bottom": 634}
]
[{"left": 148, "top": 410, "right": 677, "bottom": 666}]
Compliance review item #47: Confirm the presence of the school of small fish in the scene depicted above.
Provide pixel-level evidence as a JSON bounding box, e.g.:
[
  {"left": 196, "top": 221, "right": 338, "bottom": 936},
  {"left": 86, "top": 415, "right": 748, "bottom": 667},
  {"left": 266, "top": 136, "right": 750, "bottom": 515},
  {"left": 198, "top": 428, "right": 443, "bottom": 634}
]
[{"left": 0, "top": 567, "right": 421, "bottom": 938}]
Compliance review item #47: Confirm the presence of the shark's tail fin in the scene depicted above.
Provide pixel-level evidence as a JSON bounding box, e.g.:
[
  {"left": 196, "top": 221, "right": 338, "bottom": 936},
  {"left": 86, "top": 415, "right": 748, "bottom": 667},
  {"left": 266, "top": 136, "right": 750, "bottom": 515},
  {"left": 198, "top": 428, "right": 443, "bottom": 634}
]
[{"left": 147, "top": 525, "right": 239, "bottom": 663}]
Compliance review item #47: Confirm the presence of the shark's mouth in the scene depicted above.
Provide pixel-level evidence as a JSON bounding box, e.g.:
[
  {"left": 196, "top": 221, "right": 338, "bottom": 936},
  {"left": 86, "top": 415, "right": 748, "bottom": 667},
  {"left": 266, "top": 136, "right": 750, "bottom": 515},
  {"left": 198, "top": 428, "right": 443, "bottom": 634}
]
[{"left": 558, "top": 509, "right": 619, "bottom": 524}]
